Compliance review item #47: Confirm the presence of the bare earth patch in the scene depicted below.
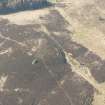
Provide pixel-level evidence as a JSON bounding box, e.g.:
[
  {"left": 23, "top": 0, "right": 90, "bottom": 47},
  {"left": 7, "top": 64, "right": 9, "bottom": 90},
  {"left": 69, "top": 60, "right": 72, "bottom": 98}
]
[{"left": 0, "top": 0, "right": 105, "bottom": 105}]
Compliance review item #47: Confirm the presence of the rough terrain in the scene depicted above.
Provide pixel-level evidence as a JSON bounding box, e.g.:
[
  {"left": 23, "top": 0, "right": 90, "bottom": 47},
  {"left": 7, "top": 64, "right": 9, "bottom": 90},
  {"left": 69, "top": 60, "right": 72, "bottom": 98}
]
[{"left": 0, "top": 0, "right": 105, "bottom": 105}]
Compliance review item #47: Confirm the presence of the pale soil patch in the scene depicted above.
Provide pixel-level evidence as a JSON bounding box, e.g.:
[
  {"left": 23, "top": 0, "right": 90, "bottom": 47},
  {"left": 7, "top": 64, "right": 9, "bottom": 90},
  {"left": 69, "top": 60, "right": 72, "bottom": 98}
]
[
  {"left": 72, "top": 25, "right": 105, "bottom": 60},
  {"left": 59, "top": 0, "right": 105, "bottom": 60},
  {"left": 0, "top": 8, "right": 50, "bottom": 25},
  {"left": 56, "top": 0, "right": 105, "bottom": 104},
  {"left": 0, "top": 75, "right": 8, "bottom": 91}
]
